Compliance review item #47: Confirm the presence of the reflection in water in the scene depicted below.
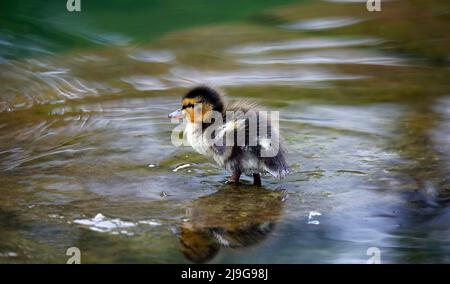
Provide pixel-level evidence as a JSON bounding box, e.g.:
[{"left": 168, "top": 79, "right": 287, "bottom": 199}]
[
  {"left": 178, "top": 186, "right": 286, "bottom": 263},
  {"left": 384, "top": 99, "right": 450, "bottom": 263}
]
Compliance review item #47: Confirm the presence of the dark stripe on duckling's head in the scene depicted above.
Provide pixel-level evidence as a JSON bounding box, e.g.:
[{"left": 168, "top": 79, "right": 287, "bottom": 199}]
[{"left": 183, "top": 85, "right": 224, "bottom": 113}]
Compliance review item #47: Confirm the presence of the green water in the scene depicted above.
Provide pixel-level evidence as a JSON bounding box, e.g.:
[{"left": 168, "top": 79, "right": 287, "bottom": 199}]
[
  {"left": 0, "top": 0, "right": 449, "bottom": 263},
  {"left": 0, "top": 0, "right": 300, "bottom": 59}
]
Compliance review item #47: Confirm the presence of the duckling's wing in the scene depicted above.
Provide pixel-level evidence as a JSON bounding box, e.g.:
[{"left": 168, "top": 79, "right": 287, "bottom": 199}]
[
  {"left": 212, "top": 99, "right": 290, "bottom": 178},
  {"left": 225, "top": 99, "right": 261, "bottom": 113},
  {"left": 209, "top": 117, "right": 246, "bottom": 156}
]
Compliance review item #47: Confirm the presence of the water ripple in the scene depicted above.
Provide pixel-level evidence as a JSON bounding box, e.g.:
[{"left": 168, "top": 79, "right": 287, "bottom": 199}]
[
  {"left": 128, "top": 50, "right": 176, "bottom": 63},
  {"left": 227, "top": 37, "right": 382, "bottom": 54},
  {"left": 122, "top": 76, "right": 170, "bottom": 91},
  {"left": 0, "top": 59, "right": 121, "bottom": 112},
  {"left": 166, "top": 66, "right": 365, "bottom": 88},
  {"left": 238, "top": 49, "right": 409, "bottom": 66},
  {"left": 281, "top": 17, "right": 364, "bottom": 31}
]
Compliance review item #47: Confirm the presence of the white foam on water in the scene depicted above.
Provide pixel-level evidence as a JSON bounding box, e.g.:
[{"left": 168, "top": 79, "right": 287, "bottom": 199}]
[
  {"left": 0, "top": 252, "right": 18, "bottom": 257},
  {"left": 73, "top": 213, "right": 164, "bottom": 235},
  {"left": 139, "top": 220, "right": 162, "bottom": 226},
  {"left": 173, "top": 163, "right": 191, "bottom": 172},
  {"left": 74, "top": 213, "right": 136, "bottom": 233},
  {"left": 48, "top": 214, "right": 65, "bottom": 219},
  {"left": 308, "top": 211, "right": 322, "bottom": 225}
]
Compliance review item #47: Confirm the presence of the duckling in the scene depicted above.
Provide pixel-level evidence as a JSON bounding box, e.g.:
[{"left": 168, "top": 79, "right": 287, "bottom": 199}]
[{"left": 168, "top": 85, "right": 289, "bottom": 186}]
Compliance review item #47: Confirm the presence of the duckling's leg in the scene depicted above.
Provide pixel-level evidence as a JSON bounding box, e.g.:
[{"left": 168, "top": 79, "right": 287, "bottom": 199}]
[
  {"left": 253, "top": 173, "right": 262, "bottom": 187},
  {"left": 226, "top": 171, "right": 241, "bottom": 184}
]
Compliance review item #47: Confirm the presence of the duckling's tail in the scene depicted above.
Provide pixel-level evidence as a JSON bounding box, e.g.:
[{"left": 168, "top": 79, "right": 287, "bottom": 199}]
[{"left": 262, "top": 151, "right": 290, "bottom": 179}]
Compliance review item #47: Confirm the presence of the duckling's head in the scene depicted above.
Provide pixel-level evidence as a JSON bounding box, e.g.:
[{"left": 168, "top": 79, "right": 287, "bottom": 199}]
[{"left": 168, "top": 85, "right": 224, "bottom": 123}]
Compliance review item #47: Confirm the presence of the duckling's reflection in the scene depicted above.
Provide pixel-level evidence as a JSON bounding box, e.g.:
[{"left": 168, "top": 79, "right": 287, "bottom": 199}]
[{"left": 178, "top": 186, "right": 286, "bottom": 263}]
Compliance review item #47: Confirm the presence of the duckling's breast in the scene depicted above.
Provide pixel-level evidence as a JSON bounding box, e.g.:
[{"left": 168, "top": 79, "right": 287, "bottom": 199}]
[{"left": 185, "top": 123, "right": 210, "bottom": 156}]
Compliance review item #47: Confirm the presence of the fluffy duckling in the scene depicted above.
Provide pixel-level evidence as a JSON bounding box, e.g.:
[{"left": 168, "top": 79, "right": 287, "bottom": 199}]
[{"left": 169, "top": 86, "right": 289, "bottom": 186}]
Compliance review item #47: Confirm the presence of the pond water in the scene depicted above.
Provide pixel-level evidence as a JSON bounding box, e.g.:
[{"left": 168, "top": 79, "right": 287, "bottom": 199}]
[{"left": 0, "top": 0, "right": 449, "bottom": 263}]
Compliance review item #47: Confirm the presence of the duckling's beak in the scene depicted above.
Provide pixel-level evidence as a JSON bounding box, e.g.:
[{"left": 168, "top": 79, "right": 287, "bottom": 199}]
[{"left": 168, "top": 108, "right": 183, "bottom": 120}]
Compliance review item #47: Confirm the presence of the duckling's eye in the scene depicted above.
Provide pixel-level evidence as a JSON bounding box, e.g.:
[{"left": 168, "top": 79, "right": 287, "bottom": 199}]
[{"left": 182, "top": 103, "right": 194, "bottom": 109}]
